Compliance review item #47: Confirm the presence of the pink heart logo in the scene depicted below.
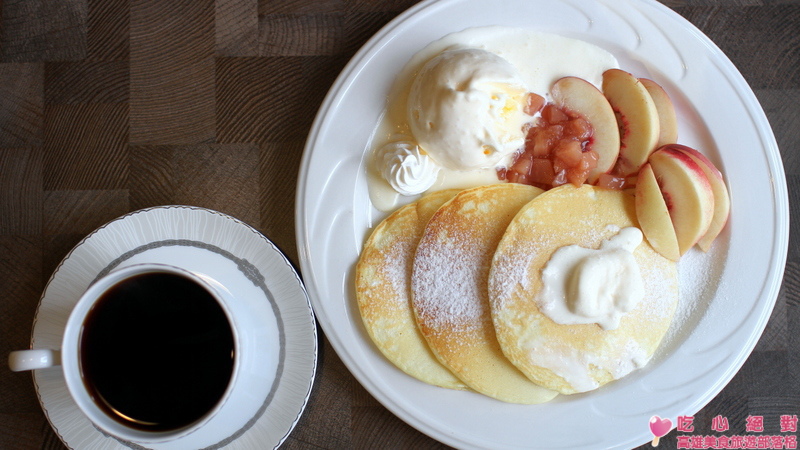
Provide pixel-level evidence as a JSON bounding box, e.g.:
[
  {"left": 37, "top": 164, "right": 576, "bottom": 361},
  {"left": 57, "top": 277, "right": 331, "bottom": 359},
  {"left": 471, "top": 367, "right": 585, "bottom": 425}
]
[{"left": 649, "top": 415, "right": 673, "bottom": 437}]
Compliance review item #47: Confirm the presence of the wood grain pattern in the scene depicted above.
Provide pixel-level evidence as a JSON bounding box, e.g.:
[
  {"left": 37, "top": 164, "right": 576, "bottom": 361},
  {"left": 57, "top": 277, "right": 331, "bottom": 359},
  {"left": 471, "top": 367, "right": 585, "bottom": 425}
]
[
  {"left": 130, "top": 0, "right": 215, "bottom": 144},
  {"left": 43, "top": 103, "right": 128, "bottom": 190},
  {"left": 0, "top": 148, "right": 42, "bottom": 234},
  {"left": 0, "top": 63, "right": 43, "bottom": 147},
  {"left": 260, "top": 140, "right": 305, "bottom": 264},
  {"left": 259, "top": 13, "right": 345, "bottom": 56},
  {"left": 45, "top": 61, "right": 129, "bottom": 105},
  {"left": 0, "top": 234, "right": 45, "bottom": 447},
  {"left": 0, "top": 0, "right": 87, "bottom": 62},
  {"left": 676, "top": 5, "right": 800, "bottom": 89},
  {"left": 42, "top": 190, "right": 129, "bottom": 236},
  {"left": 216, "top": 57, "right": 307, "bottom": 143},
  {"left": 216, "top": 0, "right": 258, "bottom": 56},
  {"left": 87, "top": 0, "right": 129, "bottom": 62},
  {"left": 0, "top": 1, "right": 798, "bottom": 449}
]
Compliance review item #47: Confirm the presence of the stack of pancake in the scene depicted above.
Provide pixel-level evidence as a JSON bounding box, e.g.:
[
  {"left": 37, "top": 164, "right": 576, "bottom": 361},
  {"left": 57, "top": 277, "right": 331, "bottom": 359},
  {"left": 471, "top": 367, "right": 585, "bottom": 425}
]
[{"left": 355, "top": 183, "right": 679, "bottom": 403}]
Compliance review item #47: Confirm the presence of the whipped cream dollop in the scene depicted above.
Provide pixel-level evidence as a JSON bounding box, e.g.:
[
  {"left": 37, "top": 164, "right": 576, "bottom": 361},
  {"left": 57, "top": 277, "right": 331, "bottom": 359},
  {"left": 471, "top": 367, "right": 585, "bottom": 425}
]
[
  {"left": 537, "top": 227, "right": 645, "bottom": 330},
  {"left": 378, "top": 140, "right": 440, "bottom": 196},
  {"left": 407, "top": 48, "right": 529, "bottom": 171}
]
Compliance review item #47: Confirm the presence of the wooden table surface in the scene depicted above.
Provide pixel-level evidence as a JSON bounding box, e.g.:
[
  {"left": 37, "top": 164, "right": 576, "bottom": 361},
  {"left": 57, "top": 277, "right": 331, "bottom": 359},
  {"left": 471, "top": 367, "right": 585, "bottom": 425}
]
[{"left": 1, "top": 0, "right": 797, "bottom": 448}]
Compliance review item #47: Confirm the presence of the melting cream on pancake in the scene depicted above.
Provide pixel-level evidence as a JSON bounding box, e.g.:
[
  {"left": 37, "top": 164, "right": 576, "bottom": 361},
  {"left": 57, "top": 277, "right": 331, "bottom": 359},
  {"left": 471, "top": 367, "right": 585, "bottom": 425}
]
[
  {"left": 530, "top": 338, "right": 650, "bottom": 393},
  {"left": 538, "top": 227, "right": 645, "bottom": 330}
]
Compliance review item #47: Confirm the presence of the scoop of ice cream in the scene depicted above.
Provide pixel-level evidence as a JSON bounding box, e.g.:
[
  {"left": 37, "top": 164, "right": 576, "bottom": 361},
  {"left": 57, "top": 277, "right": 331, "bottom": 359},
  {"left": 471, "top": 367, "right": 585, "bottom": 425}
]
[
  {"left": 378, "top": 140, "right": 440, "bottom": 196},
  {"left": 407, "top": 48, "right": 529, "bottom": 171}
]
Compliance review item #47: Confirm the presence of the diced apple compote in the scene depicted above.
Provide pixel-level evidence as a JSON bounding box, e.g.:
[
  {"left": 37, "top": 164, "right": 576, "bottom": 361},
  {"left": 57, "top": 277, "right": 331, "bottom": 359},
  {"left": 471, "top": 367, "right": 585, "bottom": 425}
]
[
  {"left": 501, "top": 103, "right": 600, "bottom": 190},
  {"left": 524, "top": 93, "right": 546, "bottom": 116}
]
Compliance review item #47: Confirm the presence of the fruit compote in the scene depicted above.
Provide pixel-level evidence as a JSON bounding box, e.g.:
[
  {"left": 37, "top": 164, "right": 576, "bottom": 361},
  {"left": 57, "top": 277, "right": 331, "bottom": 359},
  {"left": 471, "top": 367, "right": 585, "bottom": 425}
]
[{"left": 500, "top": 94, "right": 600, "bottom": 191}]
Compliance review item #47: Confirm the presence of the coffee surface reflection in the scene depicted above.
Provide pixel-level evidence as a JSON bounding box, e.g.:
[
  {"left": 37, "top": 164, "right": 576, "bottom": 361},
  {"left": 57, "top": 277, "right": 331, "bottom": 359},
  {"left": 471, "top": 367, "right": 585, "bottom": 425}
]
[{"left": 80, "top": 272, "right": 235, "bottom": 432}]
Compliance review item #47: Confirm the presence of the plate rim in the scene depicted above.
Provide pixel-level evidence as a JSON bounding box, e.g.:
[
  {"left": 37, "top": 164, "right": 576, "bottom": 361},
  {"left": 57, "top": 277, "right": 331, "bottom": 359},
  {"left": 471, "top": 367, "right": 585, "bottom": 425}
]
[{"left": 296, "top": 0, "right": 789, "bottom": 447}]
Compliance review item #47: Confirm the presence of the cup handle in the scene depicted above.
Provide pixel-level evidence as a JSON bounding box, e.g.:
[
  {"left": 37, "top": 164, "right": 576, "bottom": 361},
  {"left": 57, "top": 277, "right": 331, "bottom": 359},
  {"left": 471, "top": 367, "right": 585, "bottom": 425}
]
[{"left": 8, "top": 349, "right": 61, "bottom": 372}]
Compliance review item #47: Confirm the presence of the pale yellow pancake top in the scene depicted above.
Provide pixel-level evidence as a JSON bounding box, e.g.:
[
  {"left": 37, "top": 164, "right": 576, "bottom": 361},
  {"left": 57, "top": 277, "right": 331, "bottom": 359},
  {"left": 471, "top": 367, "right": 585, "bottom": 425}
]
[
  {"left": 411, "top": 183, "right": 557, "bottom": 404},
  {"left": 489, "top": 185, "right": 679, "bottom": 394},
  {"left": 355, "top": 189, "right": 467, "bottom": 390}
]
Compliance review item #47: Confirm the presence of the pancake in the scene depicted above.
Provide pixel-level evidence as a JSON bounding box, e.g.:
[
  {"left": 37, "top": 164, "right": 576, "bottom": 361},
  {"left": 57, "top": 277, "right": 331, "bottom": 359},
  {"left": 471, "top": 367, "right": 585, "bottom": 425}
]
[
  {"left": 411, "top": 183, "right": 557, "bottom": 404},
  {"left": 489, "top": 185, "right": 679, "bottom": 395},
  {"left": 355, "top": 189, "right": 467, "bottom": 390}
]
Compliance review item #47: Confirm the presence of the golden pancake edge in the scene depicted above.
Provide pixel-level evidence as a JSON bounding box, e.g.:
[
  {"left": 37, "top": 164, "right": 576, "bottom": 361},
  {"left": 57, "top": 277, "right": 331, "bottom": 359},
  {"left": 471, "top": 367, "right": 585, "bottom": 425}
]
[
  {"left": 489, "top": 184, "right": 679, "bottom": 395},
  {"left": 411, "top": 183, "right": 557, "bottom": 404},
  {"left": 355, "top": 189, "right": 467, "bottom": 390}
]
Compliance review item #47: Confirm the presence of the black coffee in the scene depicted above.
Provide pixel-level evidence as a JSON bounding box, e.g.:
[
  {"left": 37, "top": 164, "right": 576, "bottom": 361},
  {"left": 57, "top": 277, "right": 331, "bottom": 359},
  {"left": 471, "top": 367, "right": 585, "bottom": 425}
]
[{"left": 80, "top": 272, "right": 235, "bottom": 432}]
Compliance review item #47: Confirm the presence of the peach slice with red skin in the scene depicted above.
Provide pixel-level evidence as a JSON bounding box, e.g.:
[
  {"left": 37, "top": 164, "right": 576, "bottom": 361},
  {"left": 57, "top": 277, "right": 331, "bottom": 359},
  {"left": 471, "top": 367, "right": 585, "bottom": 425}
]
[
  {"left": 663, "top": 144, "right": 730, "bottom": 251},
  {"left": 635, "top": 163, "right": 680, "bottom": 261},
  {"left": 648, "top": 146, "right": 715, "bottom": 256},
  {"left": 602, "top": 69, "right": 660, "bottom": 176},
  {"left": 550, "top": 76, "right": 620, "bottom": 184},
  {"left": 640, "top": 78, "right": 678, "bottom": 148}
]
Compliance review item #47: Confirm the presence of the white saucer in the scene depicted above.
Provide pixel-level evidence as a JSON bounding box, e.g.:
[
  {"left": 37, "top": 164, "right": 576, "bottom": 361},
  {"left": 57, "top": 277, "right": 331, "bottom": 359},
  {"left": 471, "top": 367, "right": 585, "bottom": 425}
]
[{"left": 29, "top": 206, "right": 317, "bottom": 449}]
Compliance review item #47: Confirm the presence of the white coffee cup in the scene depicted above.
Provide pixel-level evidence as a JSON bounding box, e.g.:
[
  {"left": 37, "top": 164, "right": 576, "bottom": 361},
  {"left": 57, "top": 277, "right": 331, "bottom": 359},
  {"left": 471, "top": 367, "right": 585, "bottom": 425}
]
[{"left": 8, "top": 263, "right": 274, "bottom": 446}]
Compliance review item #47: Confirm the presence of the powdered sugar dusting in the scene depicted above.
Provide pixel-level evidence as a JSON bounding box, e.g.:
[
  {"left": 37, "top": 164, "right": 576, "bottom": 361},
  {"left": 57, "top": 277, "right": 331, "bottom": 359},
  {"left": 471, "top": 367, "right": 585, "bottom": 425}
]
[
  {"left": 660, "top": 240, "right": 728, "bottom": 352},
  {"left": 383, "top": 232, "right": 414, "bottom": 299},
  {"left": 491, "top": 246, "right": 535, "bottom": 306},
  {"left": 412, "top": 224, "right": 490, "bottom": 334}
]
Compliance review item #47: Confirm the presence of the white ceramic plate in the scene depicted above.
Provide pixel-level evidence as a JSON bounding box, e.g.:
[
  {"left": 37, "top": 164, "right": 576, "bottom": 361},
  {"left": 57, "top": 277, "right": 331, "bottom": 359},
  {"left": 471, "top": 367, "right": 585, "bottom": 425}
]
[
  {"left": 31, "top": 206, "right": 317, "bottom": 450},
  {"left": 296, "top": 0, "right": 788, "bottom": 448}
]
